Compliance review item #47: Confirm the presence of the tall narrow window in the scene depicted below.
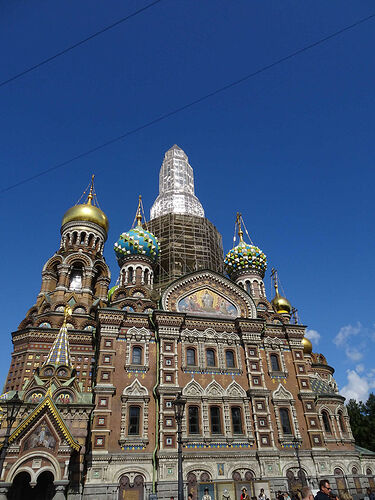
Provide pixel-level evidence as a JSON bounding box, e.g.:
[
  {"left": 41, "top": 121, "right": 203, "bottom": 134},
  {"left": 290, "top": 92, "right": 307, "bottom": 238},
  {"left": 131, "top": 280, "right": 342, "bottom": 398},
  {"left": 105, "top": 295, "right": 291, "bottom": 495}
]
[
  {"left": 279, "top": 408, "right": 292, "bottom": 434},
  {"left": 128, "top": 406, "right": 140, "bottom": 435},
  {"left": 270, "top": 354, "right": 280, "bottom": 371},
  {"left": 186, "top": 348, "right": 196, "bottom": 366},
  {"left": 231, "top": 407, "right": 243, "bottom": 434},
  {"left": 132, "top": 347, "right": 142, "bottom": 365},
  {"left": 188, "top": 406, "right": 199, "bottom": 434},
  {"left": 128, "top": 267, "right": 134, "bottom": 283},
  {"left": 322, "top": 411, "right": 331, "bottom": 433},
  {"left": 210, "top": 406, "right": 222, "bottom": 434},
  {"left": 206, "top": 349, "right": 216, "bottom": 367},
  {"left": 69, "top": 265, "right": 83, "bottom": 291},
  {"left": 338, "top": 411, "right": 346, "bottom": 433},
  {"left": 226, "top": 350, "right": 235, "bottom": 368},
  {"left": 245, "top": 281, "right": 251, "bottom": 295}
]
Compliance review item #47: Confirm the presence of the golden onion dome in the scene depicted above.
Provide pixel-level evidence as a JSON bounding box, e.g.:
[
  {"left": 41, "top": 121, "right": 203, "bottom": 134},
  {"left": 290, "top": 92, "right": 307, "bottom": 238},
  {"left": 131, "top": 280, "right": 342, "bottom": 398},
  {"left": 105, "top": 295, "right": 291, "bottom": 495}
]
[
  {"left": 61, "top": 175, "right": 109, "bottom": 234},
  {"left": 62, "top": 204, "right": 109, "bottom": 233},
  {"left": 302, "top": 337, "right": 313, "bottom": 355},
  {"left": 271, "top": 284, "right": 291, "bottom": 314}
]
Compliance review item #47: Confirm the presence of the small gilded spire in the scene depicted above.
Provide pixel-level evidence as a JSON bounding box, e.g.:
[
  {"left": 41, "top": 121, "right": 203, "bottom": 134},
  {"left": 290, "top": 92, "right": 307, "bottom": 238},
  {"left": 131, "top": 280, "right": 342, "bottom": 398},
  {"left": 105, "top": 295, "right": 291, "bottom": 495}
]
[
  {"left": 87, "top": 175, "right": 95, "bottom": 205},
  {"left": 236, "top": 212, "right": 244, "bottom": 243},
  {"left": 271, "top": 268, "right": 291, "bottom": 315},
  {"left": 44, "top": 305, "right": 72, "bottom": 368},
  {"left": 136, "top": 195, "right": 143, "bottom": 226}
]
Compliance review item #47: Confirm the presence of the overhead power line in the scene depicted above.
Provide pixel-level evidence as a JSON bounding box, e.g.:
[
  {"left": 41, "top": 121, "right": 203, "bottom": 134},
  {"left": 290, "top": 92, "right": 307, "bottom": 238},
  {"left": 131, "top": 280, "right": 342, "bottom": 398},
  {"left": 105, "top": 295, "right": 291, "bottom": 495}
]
[
  {"left": 1, "top": 11, "right": 375, "bottom": 195},
  {"left": 0, "top": 0, "right": 163, "bottom": 89}
]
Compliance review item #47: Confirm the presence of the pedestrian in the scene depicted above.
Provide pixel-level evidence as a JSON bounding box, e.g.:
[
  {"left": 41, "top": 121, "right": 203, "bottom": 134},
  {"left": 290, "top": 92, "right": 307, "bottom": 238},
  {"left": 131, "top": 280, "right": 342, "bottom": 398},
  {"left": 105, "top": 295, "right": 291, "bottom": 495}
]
[
  {"left": 315, "top": 480, "right": 336, "bottom": 500},
  {"left": 202, "top": 488, "right": 212, "bottom": 500},
  {"left": 301, "top": 487, "right": 314, "bottom": 500}
]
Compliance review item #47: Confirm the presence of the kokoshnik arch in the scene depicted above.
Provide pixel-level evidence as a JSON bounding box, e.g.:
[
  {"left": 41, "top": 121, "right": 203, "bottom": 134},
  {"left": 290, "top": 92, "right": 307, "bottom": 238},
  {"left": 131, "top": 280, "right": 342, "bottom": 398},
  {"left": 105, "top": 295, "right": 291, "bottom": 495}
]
[{"left": 0, "top": 145, "right": 374, "bottom": 500}]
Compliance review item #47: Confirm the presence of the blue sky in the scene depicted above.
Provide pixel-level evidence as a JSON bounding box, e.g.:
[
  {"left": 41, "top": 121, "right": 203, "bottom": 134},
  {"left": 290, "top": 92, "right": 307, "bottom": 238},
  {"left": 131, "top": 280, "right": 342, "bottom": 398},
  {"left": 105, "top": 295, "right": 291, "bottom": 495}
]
[{"left": 0, "top": 0, "right": 374, "bottom": 401}]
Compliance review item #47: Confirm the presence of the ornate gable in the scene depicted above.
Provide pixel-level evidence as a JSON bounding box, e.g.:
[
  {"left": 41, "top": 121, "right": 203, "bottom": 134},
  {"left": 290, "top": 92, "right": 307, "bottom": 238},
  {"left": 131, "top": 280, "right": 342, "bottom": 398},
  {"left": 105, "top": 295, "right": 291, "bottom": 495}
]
[
  {"left": 205, "top": 380, "right": 225, "bottom": 397},
  {"left": 4, "top": 395, "right": 80, "bottom": 452},
  {"left": 227, "top": 380, "right": 246, "bottom": 398},
  {"left": 183, "top": 380, "right": 204, "bottom": 397},
  {"left": 161, "top": 270, "right": 256, "bottom": 319},
  {"left": 122, "top": 379, "right": 148, "bottom": 397},
  {"left": 272, "top": 384, "right": 293, "bottom": 402}
]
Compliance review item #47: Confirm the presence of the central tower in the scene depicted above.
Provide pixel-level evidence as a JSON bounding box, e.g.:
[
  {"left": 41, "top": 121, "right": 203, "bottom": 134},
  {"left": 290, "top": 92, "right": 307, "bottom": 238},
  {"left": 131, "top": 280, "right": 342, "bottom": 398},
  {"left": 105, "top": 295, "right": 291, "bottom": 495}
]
[{"left": 148, "top": 145, "right": 224, "bottom": 290}]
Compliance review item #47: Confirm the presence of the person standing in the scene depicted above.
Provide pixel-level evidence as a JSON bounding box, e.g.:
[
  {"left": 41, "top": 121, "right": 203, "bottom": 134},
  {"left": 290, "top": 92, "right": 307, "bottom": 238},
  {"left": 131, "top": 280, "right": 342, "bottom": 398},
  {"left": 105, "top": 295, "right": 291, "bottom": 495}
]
[
  {"left": 315, "top": 480, "right": 333, "bottom": 500},
  {"left": 241, "top": 487, "right": 250, "bottom": 500},
  {"left": 202, "top": 488, "right": 212, "bottom": 500},
  {"left": 301, "top": 487, "right": 314, "bottom": 500}
]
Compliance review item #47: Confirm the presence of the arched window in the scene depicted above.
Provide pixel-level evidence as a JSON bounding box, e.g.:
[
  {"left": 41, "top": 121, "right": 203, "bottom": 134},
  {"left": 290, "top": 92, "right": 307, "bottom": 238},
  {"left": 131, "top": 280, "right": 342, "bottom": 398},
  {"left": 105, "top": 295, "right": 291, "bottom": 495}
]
[
  {"left": 128, "top": 267, "right": 134, "bottom": 283},
  {"left": 144, "top": 269, "right": 149, "bottom": 285},
  {"left": 338, "top": 411, "right": 346, "bottom": 433},
  {"left": 80, "top": 232, "right": 86, "bottom": 244},
  {"left": 225, "top": 350, "right": 235, "bottom": 368},
  {"left": 69, "top": 264, "right": 83, "bottom": 291},
  {"left": 128, "top": 406, "right": 140, "bottom": 435},
  {"left": 245, "top": 281, "right": 251, "bottom": 295},
  {"left": 210, "top": 406, "right": 222, "bottom": 434},
  {"left": 279, "top": 408, "right": 292, "bottom": 434},
  {"left": 132, "top": 347, "right": 142, "bottom": 365},
  {"left": 206, "top": 349, "right": 216, "bottom": 367},
  {"left": 188, "top": 406, "right": 199, "bottom": 434},
  {"left": 270, "top": 354, "right": 280, "bottom": 371},
  {"left": 322, "top": 411, "right": 331, "bottom": 433},
  {"left": 231, "top": 406, "right": 243, "bottom": 434},
  {"left": 186, "top": 348, "right": 196, "bottom": 366}
]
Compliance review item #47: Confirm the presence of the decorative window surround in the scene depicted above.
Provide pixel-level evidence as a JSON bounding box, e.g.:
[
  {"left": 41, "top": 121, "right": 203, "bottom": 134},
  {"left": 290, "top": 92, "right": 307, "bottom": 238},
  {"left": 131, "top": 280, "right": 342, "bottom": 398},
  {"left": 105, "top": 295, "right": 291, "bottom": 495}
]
[{"left": 119, "top": 379, "right": 150, "bottom": 448}]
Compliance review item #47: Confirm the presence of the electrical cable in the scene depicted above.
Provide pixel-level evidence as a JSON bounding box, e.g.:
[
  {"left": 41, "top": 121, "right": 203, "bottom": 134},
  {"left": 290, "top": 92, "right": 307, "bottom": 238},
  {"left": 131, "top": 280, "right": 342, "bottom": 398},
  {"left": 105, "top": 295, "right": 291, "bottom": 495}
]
[
  {"left": 1, "top": 11, "right": 374, "bottom": 195},
  {"left": 0, "top": 0, "right": 163, "bottom": 89}
]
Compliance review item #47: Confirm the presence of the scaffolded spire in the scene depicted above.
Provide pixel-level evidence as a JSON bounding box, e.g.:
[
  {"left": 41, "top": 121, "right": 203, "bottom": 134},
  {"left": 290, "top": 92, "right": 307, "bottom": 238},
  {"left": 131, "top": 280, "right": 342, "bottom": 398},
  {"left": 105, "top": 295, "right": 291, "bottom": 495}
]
[{"left": 44, "top": 305, "right": 72, "bottom": 368}]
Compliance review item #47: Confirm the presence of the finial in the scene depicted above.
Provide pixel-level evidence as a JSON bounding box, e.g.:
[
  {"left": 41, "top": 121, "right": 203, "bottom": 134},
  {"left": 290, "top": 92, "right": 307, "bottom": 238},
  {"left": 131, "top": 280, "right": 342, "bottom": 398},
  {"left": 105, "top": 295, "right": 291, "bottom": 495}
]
[
  {"left": 236, "top": 212, "right": 244, "bottom": 242},
  {"left": 271, "top": 267, "right": 280, "bottom": 294},
  {"left": 87, "top": 174, "right": 95, "bottom": 205},
  {"left": 63, "top": 305, "right": 72, "bottom": 327},
  {"left": 136, "top": 195, "right": 143, "bottom": 226}
]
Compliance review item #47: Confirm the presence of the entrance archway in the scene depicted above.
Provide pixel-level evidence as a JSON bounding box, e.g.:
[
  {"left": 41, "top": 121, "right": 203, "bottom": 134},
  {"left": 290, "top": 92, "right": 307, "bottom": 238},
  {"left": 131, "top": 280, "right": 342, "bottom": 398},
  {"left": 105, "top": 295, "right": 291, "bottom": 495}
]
[
  {"left": 8, "top": 470, "right": 55, "bottom": 500},
  {"left": 8, "top": 471, "right": 33, "bottom": 500},
  {"left": 286, "top": 468, "right": 307, "bottom": 495},
  {"left": 118, "top": 474, "right": 144, "bottom": 500},
  {"left": 34, "top": 471, "right": 55, "bottom": 500}
]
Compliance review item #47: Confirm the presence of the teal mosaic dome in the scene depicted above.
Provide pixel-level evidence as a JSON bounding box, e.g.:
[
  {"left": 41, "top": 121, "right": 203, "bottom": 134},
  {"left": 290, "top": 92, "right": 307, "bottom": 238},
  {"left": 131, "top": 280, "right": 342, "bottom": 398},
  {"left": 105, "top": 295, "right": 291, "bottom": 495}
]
[
  {"left": 114, "top": 225, "right": 159, "bottom": 264},
  {"left": 224, "top": 241, "right": 267, "bottom": 277}
]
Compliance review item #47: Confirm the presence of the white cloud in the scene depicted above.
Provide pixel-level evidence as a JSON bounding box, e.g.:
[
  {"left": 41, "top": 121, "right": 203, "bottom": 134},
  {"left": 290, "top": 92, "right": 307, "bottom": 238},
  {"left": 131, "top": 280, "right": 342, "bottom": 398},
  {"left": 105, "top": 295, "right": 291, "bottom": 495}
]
[
  {"left": 306, "top": 329, "right": 321, "bottom": 345},
  {"left": 334, "top": 322, "right": 362, "bottom": 347},
  {"left": 341, "top": 370, "right": 370, "bottom": 402},
  {"left": 341, "top": 370, "right": 375, "bottom": 402},
  {"left": 356, "top": 364, "right": 365, "bottom": 373},
  {"left": 345, "top": 347, "right": 363, "bottom": 362}
]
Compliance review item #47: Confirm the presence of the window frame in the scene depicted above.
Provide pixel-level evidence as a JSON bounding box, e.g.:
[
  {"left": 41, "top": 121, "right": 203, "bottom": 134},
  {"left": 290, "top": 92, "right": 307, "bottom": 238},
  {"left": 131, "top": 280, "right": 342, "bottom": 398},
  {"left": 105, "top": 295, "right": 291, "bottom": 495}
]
[
  {"left": 128, "top": 405, "right": 141, "bottom": 436},
  {"left": 225, "top": 350, "right": 235, "bottom": 368},
  {"left": 131, "top": 346, "right": 142, "bottom": 365},
  {"left": 188, "top": 406, "right": 200, "bottom": 434},
  {"left": 231, "top": 406, "right": 243, "bottom": 434},
  {"left": 206, "top": 349, "right": 216, "bottom": 367},
  {"left": 210, "top": 406, "right": 222, "bottom": 434},
  {"left": 270, "top": 354, "right": 281, "bottom": 372},
  {"left": 186, "top": 348, "right": 196, "bottom": 367},
  {"left": 279, "top": 407, "right": 292, "bottom": 435}
]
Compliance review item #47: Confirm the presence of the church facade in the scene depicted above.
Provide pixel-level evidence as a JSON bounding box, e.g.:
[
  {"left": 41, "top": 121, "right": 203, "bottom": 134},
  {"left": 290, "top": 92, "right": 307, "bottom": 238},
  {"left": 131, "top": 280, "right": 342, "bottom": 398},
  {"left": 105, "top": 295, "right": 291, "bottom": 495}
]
[{"left": 0, "top": 146, "right": 374, "bottom": 499}]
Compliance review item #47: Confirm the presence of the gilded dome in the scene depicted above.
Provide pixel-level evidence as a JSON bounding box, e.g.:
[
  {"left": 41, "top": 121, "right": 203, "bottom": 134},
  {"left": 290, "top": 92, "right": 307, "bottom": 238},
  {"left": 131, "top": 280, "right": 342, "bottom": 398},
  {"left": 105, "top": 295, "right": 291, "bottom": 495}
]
[
  {"left": 62, "top": 204, "right": 109, "bottom": 233},
  {"left": 302, "top": 337, "right": 313, "bottom": 355},
  {"left": 271, "top": 284, "right": 291, "bottom": 314}
]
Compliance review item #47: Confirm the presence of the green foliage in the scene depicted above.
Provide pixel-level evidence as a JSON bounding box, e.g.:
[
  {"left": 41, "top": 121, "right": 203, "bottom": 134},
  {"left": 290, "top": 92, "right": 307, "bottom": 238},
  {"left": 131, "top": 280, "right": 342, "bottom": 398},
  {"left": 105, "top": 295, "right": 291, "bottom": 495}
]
[{"left": 347, "top": 392, "right": 375, "bottom": 452}]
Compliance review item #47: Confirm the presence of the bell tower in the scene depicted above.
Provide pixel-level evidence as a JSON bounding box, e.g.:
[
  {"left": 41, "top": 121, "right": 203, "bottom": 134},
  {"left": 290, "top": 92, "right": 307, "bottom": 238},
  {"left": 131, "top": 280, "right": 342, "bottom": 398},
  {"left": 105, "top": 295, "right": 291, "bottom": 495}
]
[{"left": 4, "top": 177, "right": 111, "bottom": 393}]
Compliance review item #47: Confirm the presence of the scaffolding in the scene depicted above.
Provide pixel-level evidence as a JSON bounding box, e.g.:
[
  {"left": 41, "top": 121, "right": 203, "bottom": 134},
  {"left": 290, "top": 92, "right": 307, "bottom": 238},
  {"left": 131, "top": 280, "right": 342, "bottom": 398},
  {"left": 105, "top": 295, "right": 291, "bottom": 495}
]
[{"left": 148, "top": 213, "right": 224, "bottom": 291}]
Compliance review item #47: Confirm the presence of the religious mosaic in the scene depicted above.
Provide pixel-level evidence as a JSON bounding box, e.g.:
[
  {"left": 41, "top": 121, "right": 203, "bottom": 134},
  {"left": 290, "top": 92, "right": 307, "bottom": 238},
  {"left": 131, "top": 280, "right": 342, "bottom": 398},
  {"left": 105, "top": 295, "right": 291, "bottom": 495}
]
[{"left": 177, "top": 289, "right": 238, "bottom": 317}]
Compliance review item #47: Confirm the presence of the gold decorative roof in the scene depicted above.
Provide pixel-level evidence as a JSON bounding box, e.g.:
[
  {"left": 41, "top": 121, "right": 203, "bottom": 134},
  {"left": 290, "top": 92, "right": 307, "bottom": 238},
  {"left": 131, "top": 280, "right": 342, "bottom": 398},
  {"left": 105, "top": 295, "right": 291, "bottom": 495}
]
[
  {"left": 302, "top": 337, "right": 313, "bottom": 355},
  {"left": 3, "top": 394, "right": 80, "bottom": 452},
  {"left": 61, "top": 175, "right": 109, "bottom": 234}
]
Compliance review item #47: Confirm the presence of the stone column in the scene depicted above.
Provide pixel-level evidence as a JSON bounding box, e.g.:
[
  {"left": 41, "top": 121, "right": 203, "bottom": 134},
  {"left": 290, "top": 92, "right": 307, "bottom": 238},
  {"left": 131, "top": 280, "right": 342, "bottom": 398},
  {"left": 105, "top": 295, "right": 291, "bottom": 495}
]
[
  {"left": 53, "top": 480, "right": 68, "bottom": 499},
  {"left": 0, "top": 484, "right": 11, "bottom": 500}
]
